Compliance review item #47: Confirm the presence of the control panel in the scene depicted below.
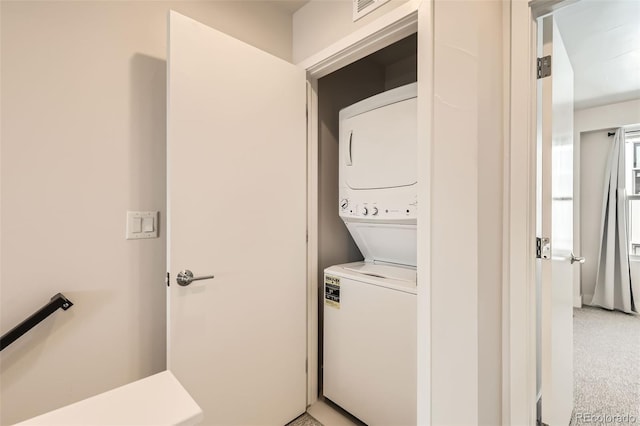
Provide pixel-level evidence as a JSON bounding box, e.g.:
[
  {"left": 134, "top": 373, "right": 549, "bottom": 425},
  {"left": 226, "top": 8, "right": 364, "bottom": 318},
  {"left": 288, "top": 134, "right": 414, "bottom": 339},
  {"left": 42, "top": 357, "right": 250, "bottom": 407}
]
[{"left": 339, "top": 198, "right": 417, "bottom": 219}]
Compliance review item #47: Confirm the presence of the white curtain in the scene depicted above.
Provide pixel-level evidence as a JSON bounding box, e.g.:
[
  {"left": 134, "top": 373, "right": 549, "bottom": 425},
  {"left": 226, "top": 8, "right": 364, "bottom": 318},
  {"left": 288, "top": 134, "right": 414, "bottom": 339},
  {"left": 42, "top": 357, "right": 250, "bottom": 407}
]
[{"left": 591, "top": 128, "right": 638, "bottom": 313}]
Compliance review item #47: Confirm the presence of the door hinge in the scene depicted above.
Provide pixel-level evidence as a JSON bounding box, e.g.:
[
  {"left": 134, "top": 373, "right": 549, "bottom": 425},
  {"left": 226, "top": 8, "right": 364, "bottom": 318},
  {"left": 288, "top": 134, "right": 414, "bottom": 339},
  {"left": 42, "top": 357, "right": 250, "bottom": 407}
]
[
  {"left": 537, "top": 55, "right": 551, "bottom": 79},
  {"left": 166, "top": 272, "right": 170, "bottom": 287},
  {"left": 536, "top": 237, "right": 551, "bottom": 259}
]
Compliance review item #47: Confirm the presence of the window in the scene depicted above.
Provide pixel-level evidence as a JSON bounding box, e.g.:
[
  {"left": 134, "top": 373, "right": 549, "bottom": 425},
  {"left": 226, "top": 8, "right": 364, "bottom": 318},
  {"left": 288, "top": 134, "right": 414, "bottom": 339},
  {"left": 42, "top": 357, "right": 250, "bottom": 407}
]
[
  {"left": 625, "top": 129, "right": 640, "bottom": 254},
  {"left": 552, "top": 142, "right": 573, "bottom": 252}
]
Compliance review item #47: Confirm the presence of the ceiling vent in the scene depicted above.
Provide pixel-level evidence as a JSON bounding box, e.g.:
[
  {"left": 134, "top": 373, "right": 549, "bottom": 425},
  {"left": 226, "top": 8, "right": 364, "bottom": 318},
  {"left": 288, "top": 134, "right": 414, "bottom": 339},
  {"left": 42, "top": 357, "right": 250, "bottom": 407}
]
[{"left": 353, "top": 0, "right": 390, "bottom": 22}]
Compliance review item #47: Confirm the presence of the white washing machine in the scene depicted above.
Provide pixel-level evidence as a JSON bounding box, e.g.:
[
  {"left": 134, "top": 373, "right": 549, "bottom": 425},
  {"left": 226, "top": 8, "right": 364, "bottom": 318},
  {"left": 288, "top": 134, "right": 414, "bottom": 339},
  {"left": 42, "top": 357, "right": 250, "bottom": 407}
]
[
  {"left": 323, "top": 83, "right": 418, "bottom": 424},
  {"left": 323, "top": 261, "right": 417, "bottom": 426}
]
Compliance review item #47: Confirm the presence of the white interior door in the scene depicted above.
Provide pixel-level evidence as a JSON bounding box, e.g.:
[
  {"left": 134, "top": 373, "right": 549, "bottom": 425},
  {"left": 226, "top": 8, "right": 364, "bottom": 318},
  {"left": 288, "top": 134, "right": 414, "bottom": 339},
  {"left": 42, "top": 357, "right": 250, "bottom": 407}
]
[
  {"left": 167, "top": 11, "right": 307, "bottom": 425},
  {"left": 540, "top": 15, "right": 575, "bottom": 426}
]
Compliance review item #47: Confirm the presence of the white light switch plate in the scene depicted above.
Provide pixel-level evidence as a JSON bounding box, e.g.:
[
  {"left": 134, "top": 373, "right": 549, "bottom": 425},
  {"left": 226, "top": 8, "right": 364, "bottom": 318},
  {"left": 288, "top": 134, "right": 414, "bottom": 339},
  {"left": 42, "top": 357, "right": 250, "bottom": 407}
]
[{"left": 126, "top": 211, "right": 158, "bottom": 240}]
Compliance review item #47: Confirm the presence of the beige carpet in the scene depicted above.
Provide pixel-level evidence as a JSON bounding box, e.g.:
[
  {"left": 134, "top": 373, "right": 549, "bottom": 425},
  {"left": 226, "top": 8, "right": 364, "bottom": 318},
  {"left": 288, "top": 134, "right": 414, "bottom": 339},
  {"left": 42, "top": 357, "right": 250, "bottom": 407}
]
[
  {"left": 572, "top": 306, "right": 640, "bottom": 425},
  {"left": 286, "top": 413, "right": 323, "bottom": 426}
]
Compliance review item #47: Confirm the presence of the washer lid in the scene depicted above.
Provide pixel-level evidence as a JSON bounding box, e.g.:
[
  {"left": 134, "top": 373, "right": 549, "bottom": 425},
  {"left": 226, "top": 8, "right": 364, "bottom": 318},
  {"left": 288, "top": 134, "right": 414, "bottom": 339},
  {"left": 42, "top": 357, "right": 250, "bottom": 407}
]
[
  {"left": 345, "top": 221, "right": 417, "bottom": 267},
  {"left": 342, "top": 262, "right": 416, "bottom": 283},
  {"left": 324, "top": 261, "right": 417, "bottom": 294}
]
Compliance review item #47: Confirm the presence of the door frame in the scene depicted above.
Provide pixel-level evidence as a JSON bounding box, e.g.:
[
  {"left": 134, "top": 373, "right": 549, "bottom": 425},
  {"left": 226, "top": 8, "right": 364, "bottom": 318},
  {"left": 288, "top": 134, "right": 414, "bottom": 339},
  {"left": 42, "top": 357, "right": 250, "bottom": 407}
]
[
  {"left": 295, "top": 0, "right": 431, "bottom": 422},
  {"left": 506, "top": 0, "right": 576, "bottom": 424}
]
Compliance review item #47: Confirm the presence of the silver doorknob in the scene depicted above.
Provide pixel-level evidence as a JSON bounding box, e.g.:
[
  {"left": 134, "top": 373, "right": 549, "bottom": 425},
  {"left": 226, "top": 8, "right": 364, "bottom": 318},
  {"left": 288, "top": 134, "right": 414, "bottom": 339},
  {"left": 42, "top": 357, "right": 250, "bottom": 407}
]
[
  {"left": 176, "top": 270, "right": 215, "bottom": 286},
  {"left": 570, "top": 253, "right": 585, "bottom": 264}
]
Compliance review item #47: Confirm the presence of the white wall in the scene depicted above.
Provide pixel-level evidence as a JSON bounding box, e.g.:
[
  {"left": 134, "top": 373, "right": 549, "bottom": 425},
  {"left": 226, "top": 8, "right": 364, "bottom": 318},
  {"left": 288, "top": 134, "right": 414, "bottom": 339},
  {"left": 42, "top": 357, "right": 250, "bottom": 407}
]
[
  {"left": 292, "top": 0, "right": 409, "bottom": 63},
  {"left": 0, "top": 2, "right": 293, "bottom": 424},
  {"left": 575, "top": 99, "right": 640, "bottom": 133},
  {"left": 576, "top": 99, "right": 640, "bottom": 304},
  {"left": 431, "top": 1, "right": 504, "bottom": 424},
  {"left": 476, "top": 2, "right": 504, "bottom": 424}
]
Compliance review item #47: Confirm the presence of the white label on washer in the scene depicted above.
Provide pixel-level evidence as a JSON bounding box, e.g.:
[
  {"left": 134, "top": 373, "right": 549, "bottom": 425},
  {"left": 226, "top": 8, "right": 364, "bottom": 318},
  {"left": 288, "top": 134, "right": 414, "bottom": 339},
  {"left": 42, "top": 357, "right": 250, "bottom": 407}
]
[{"left": 324, "top": 275, "right": 340, "bottom": 309}]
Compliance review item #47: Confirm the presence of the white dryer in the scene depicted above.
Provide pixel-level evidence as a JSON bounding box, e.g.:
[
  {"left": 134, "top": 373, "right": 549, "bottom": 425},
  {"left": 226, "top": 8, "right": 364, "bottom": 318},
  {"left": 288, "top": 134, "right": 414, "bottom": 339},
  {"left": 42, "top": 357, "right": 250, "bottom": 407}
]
[
  {"left": 323, "top": 262, "right": 416, "bottom": 426},
  {"left": 338, "top": 82, "right": 417, "bottom": 267}
]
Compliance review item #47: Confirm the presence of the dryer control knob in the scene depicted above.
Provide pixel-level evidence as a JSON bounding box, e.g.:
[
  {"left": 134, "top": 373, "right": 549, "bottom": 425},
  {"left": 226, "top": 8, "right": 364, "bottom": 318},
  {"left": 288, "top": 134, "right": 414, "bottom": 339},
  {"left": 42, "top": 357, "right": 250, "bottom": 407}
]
[
  {"left": 340, "top": 199, "right": 349, "bottom": 210},
  {"left": 362, "top": 207, "right": 369, "bottom": 216},
  {"left": 371, "top": 207, "right": 378, "bottom": 216}
]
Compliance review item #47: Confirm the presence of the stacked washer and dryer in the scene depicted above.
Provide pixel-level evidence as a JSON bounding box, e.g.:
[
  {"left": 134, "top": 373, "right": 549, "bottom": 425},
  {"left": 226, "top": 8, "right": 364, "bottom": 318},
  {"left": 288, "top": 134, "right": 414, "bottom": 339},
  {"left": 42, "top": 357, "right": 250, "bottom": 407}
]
[{"left": 323, "top": 83, "right": 417, "bottom": 426}]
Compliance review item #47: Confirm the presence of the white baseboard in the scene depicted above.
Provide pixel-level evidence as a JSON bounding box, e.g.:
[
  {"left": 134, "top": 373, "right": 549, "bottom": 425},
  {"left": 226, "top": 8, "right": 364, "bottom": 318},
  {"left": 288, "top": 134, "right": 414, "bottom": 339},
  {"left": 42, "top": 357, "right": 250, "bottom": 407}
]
[{"left": 573, "top": 295, "right": 582, "bottom": 308}]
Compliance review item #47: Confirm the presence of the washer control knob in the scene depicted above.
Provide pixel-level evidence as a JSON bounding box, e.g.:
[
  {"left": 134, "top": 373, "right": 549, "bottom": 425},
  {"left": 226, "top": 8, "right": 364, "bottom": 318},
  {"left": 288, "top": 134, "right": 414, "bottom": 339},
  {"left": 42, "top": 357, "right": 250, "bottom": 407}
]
[
  {"left": 371, "top": 207, "right": 378, "bottom": 216},
  {"left": 340, "top": 199, "right": 349, "bottom": 210},
  {"left": 362, "top": 207, "right": 369, "bottom": 216}
]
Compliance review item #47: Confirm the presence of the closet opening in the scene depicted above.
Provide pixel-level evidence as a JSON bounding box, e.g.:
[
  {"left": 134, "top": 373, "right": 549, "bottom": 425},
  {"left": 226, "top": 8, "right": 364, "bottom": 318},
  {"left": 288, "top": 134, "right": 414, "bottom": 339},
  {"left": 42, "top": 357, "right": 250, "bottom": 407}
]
[{"left": 311, "top": 32, "right": 418, "bottom": 424}]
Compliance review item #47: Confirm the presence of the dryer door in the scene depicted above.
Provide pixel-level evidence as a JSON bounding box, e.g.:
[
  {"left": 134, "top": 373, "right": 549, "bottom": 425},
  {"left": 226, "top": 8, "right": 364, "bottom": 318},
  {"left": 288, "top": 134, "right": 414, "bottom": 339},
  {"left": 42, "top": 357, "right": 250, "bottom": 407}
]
[{"left": 341, "top": 97, "right": 417, "bottom": 190}]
